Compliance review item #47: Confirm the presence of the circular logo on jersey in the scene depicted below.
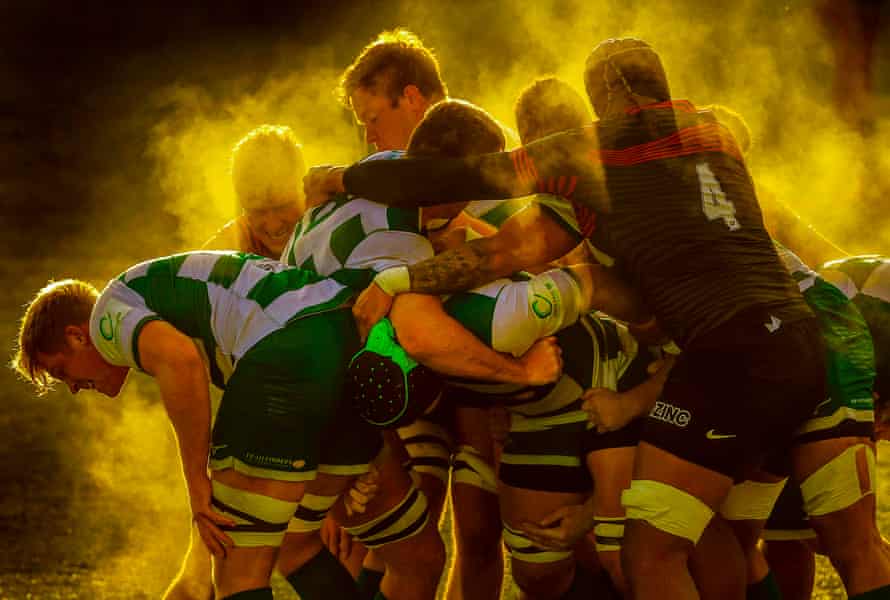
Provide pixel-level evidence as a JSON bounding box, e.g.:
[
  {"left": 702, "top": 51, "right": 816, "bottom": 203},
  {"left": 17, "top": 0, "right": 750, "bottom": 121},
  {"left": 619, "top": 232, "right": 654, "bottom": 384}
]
[
  {"left": 531, "top": 294, "right": 553, "bottom": 319},
  {"left": 99, "top": 313, "right": 116, "bottom": 340}
]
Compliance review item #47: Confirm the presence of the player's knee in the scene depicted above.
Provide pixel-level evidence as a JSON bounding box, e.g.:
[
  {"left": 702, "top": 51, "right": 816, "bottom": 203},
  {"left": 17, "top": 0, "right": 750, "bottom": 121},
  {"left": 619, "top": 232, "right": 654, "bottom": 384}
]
[
  {"left": 212, "top": 480, "right": 297, "bottom": 548},
  {"left": 510, "top": 557, "right": 575, "bottom": 599},
  {"left": 344, "top": 481, "right": 433, "bottom": 554}
]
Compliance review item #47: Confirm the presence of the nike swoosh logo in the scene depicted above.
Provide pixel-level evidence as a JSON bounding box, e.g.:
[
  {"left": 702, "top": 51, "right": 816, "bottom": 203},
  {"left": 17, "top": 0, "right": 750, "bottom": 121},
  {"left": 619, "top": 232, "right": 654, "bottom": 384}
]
[{"left": 706, "top": 429, "right": 737, "bottom": 440}]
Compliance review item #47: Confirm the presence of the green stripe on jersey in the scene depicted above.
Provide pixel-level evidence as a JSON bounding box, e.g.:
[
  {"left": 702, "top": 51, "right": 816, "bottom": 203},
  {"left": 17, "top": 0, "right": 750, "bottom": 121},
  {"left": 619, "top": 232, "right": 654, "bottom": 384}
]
[
  {"left": 443, "top": 291, "right": 499, "bottom": 346},
  {"left": 246, "top": 268, "right": 333, "bottom": 309},
  {"left": 331, "top": 214, "right": 365, "bottom": 265},
  {"left": 208, "top": 253, "right": 250, "bottom": 288},
  {"left": 387, "top": 206, "right": 421, "bottom": 232}
]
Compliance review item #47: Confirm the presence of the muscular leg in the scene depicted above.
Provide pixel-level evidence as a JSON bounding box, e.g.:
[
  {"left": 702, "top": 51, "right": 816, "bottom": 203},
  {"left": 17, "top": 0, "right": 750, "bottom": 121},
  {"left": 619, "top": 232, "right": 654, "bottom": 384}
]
[
  {"left": 792, "top": 436, "right": 890, "bottom": 597},
  {"left": 163, "top": 522, "right": 215, "bottom": 600},
  {"left": 336, "top": 444, "right": 446, "bottom": 600},
  {"left": 622, "top": 442, "right": 736, "bottom": 600},
  {"left": 762, "top": 539, "right": 817, "bottom": 600},
  {"left": 447, "top": 406, "right": 503, "bottom": 600},
  {"left": 585, "top": 446, "right": 634, "bottom": 595},
  {"left": 276, "top": 472, "right": 361, "bottom": 600},
  {"left": 499, "top": 480, "right": 586, "bottom": 600},
  {"left": 211, "top": 469, "right": 305, "bottom": 599}
]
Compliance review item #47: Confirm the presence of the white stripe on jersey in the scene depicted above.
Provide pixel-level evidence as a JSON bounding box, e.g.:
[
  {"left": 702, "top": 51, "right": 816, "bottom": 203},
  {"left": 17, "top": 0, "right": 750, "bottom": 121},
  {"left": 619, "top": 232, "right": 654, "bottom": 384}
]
[
  {"left": 863, "top": 262, "right": 890, "bottom": 303},
  {"left": 178, "top": 252, "right": 219, "bottom": 281}
]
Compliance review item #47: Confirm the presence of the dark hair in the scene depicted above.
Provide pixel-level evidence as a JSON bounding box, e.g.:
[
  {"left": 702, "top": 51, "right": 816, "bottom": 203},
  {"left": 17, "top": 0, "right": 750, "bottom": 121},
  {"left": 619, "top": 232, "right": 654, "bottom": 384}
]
[
  {"left": 514, "top": 77, "right": 591, "bottom": 144},
  {"left": 406, "top": 99, "right": 505, "bottom": 158}
]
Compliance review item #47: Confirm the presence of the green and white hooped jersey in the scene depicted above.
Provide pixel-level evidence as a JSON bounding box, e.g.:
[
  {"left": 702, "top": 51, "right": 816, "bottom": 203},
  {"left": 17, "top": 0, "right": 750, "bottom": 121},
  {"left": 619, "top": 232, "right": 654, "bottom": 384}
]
[
  {"left": 820, "top": 255, "right": 890, "bottom": 390},
  {"left": 774, "top": 243, "right": 876, "bottom": 430},
  {"left": 280, "top": 151, "right": 433, "bottom": 284},
  {"left": 90, "top": 251, "right": 353, "bottom": 388}
]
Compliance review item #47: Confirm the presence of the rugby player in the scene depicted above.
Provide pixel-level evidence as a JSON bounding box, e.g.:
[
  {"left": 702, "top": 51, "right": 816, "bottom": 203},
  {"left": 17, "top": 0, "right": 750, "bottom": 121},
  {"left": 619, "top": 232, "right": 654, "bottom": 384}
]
[
  {"left": 303, "top": 37, "right": 849, "bottom": 600},
  {"left": 343, "top": 96, "right": 660, "bottom": 599},
  {"left": 13, "top": 253, "right": 386, "bottom": 600},
  {"left": 202, "top": 125, "right": 306, "bottom": 258},
  {"left": 704, "top": 106, "right": 887, "bottom": 600},
  {"left": 334, "top": 30, "right": 504, "bottom": 600},
  {"left": 282, "top": 97, "right": 605, "bottom": 600},
  {"left": 762, "top": 254, "right": 890, "bottom": 600}
]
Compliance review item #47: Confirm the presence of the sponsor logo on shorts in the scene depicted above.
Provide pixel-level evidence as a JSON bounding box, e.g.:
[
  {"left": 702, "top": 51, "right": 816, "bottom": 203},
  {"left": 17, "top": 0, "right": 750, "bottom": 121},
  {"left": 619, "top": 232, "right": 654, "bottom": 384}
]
[
  {"left": 650, "top": 400, "right": 691, "bottom": 428},
  {"left": 705, "top": 429, "right": 737, "bottom": 440}
]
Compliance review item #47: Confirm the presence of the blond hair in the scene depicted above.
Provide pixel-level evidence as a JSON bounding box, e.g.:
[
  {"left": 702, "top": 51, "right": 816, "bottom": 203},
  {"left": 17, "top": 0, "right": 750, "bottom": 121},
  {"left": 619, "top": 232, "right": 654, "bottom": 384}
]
[
  {"left": 231, "top": 125, "right": 306, "bottom": 211},
  {"left": 12, "top": 279, "right": 99, "bottom": 393},
  {"left": 339, "top": 29, "right": 448, "bottom": 109}
]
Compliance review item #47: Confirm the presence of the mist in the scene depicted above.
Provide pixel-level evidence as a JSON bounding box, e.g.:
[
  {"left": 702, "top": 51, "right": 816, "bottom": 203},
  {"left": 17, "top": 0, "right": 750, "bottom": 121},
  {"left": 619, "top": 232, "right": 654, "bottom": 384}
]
[{"left": 1, "top": 0, "right": 887, "bottom": 596}]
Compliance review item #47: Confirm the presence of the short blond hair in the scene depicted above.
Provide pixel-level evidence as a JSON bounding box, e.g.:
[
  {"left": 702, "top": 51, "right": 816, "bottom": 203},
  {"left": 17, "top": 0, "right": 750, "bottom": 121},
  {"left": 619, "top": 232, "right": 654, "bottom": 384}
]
[
  {"left": 12, "top": 279, "right": 99, "bottom": 393},
  {"left": 231, "top": 125, "right": 306, "bottom": 210},
  {"left": 338, "top": 29, "right": 448, "bottom": 109}
]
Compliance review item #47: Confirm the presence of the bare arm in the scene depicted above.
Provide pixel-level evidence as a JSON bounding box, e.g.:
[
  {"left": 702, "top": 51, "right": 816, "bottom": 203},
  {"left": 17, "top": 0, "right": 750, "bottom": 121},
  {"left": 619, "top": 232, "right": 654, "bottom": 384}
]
[
  {"left": 138, "top": 320, "right": 211, "bottom": 488},
  {"left": 390, "top": 293, "right": 562, "bottom": 385},
  {"left": 137, "top": 320, "right": 234, "bottom": 555},
  {"left": 407, "top": 202, "right": 580, "bottom": 295}
]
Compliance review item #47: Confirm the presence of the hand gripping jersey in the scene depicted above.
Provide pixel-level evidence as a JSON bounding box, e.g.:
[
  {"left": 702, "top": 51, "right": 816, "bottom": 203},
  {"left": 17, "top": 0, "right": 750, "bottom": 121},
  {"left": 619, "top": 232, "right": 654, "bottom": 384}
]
[
  {"left": 341, "top": 101, "right": 812, "bottom": 347},
  {"left": 820, "top": 256, "right": 890, "bottom": 399},
  {"left": 91, "top": 251, "right": 354, "bottom": 388}
]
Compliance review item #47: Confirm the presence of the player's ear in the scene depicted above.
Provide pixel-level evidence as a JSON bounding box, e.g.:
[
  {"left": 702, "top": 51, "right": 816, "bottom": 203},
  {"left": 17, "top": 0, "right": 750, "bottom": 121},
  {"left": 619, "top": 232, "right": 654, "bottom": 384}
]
[
  {"left": 64, "top": 324, "right": 90, "bottom": 349},
  {"left": 402, "top": 85, "right": 428, "bottom": 111}
]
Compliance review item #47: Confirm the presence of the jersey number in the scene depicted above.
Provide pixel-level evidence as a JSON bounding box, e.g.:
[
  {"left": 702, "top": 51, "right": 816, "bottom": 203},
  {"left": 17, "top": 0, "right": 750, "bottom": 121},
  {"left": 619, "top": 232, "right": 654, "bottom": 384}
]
[{"left": 697, "top": 163, "right": 740, "bottom": 231}]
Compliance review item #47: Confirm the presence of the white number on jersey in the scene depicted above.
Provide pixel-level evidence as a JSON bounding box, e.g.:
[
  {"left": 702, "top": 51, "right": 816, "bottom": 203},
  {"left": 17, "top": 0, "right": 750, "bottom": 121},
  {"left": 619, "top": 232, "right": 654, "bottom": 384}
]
[{"left": 697, "top": 162, "right": 740, "bottom": 231}]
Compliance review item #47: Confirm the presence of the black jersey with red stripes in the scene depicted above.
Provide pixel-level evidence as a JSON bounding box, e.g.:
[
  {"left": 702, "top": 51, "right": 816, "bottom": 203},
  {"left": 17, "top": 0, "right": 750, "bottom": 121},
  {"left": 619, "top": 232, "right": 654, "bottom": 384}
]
[{"left": 343, "top": 100, "right": 812, "bottom": 347}]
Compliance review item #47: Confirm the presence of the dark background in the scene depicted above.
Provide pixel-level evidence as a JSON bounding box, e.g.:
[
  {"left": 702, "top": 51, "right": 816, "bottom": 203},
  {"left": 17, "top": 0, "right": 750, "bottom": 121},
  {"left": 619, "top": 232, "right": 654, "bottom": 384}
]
[{"left": 1, "top": 1, "right": 888, "bottom": 597}]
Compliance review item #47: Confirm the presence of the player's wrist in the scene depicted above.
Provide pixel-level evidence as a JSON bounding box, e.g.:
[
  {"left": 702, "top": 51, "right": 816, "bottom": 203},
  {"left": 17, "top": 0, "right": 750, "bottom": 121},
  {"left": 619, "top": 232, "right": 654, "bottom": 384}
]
[{"left": 374, "top": 266, "right": 411, "bottom": 296}]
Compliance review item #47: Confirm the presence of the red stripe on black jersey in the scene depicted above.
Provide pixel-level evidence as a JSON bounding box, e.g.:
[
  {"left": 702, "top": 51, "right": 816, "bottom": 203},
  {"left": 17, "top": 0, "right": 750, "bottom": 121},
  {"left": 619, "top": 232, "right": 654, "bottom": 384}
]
[{"left": 589, "top": 122, "right": 743, "bottom": 166}]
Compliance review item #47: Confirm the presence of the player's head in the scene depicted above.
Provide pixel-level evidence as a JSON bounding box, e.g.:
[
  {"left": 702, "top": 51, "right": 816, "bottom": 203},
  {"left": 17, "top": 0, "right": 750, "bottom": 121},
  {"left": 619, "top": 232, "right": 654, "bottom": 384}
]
[
  {"left": 339, "top": 29, "right": 448, "bottom": 151},
  {"left": 514, "top": 76, "right": 592, "bottom": 144},
  {"left": 407, "top": 98, "right": 505, "bottom": 158},
  {"left": 705, "top": 104, "right": 752, "bottom": 155},
  {"left": 583, "top": 37, "right": 670, "bottom": 118},
  {"left": 407, "top": 99, "right": 505, "bottom": 223},
  {"left": 12, "top": 279, "right": 128, "bottom": 397},
  {"left": 231, "top": 125, "right": 306, "bottom": 255}
]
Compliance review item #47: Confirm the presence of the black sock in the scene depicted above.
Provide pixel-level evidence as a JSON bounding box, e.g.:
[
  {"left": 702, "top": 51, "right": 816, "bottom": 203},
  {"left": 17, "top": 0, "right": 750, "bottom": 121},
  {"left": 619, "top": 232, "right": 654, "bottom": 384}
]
[
  {"left": 747, "top": 571, "right": 783, "bottom": 600},
  {"left": 357, "top": 567, "right": 385, "bottom": 600},
  {"left": 221, "top": 588, "right": 273, "bottom": 600},
  {"left": 285, "top": 547, "right": 359, "bottom": 600}
]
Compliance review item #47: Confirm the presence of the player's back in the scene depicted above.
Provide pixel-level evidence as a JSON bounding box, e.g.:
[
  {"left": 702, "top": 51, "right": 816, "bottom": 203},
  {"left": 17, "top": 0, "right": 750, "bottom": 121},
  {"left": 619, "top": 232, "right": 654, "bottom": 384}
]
[
  {"left": 580, "top": 102, "right": 810, "bottom": 346},
  {"left": 96, "top": 252, "right": 353, "bottom": 372},
  {"left": 281, "top": 151, "right": 433, "bottom": 287}
]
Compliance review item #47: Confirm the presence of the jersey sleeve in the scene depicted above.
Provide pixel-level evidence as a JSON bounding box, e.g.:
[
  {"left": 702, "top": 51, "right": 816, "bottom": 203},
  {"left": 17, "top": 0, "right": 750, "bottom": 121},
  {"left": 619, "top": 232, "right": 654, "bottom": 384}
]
[
  {"left": 89, "top": 279, "right": 163, "bottom": 370},
  {"left": 489, "top": 268, "right": 585, "bottom": 357}
]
